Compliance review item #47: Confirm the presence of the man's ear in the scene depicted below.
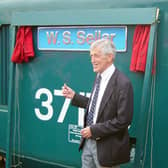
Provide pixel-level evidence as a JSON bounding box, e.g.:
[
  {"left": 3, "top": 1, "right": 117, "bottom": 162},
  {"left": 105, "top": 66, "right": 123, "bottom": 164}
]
[{"left": 107, "top": 54, "right": 113, "bottom": 62}]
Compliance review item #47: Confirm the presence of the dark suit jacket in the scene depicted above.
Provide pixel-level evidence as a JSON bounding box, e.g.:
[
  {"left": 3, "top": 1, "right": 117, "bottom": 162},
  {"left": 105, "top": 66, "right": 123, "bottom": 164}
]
[{"left": 71, "top": 68, "right": 133, "bottom": 167}]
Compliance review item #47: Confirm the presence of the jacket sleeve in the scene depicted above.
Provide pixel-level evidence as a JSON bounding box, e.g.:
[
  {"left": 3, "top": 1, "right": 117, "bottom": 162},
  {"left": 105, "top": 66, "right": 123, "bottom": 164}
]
[
  {"left": 71, "top": 93, "right": 89, "bottom": 109},
  {"left": 90, "top": 81, "right": 133, "bottom": 139}
]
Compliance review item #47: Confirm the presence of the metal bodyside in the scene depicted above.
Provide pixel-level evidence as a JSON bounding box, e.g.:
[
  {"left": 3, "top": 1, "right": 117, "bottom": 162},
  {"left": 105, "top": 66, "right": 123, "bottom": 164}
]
[{"left": 0, "top": 1, "right": 167, "bottom": 168}]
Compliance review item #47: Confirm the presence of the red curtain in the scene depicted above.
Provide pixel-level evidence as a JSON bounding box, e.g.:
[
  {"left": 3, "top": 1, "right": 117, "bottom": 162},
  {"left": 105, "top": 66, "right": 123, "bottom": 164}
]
[{"left": 11, "top": 26, "right": 35, "bottom": 63}]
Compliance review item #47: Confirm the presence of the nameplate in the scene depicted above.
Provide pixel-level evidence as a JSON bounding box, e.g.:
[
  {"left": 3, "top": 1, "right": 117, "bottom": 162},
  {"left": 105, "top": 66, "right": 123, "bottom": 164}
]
[{"left": 38, "top": 26, "right": 127, "bottom": 51}]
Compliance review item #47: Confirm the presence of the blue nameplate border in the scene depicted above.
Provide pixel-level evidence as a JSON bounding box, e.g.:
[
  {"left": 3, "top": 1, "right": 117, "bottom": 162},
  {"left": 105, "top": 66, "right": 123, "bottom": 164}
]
[{"left": 38, "top": 26, "right": 127, "bottom": 52}]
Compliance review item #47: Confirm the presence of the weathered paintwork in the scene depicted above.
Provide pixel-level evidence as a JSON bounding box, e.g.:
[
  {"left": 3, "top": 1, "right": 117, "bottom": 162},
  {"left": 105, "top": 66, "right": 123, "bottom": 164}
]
[{"left": 0, "top": 1, "right": 168, "bottom": 168}]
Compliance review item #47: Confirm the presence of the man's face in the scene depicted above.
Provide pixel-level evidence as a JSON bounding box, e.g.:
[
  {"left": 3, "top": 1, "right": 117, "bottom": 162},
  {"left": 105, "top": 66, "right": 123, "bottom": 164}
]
[{"left": 90, "top": 47, "right": 113, "bottom": 73}]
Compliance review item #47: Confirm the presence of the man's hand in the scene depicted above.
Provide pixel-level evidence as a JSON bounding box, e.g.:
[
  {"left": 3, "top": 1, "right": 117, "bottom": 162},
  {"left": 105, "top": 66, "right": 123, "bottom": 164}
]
[
  {"left": 81, "top": 127, "right": 92, "bottom": 139},
  {"left": 62, "top": 83, "right": 75, "bottom": 99}
]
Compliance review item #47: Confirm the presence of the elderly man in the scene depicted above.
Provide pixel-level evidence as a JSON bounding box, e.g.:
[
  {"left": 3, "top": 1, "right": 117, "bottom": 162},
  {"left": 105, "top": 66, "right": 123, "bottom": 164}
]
[{"left": 62, "top": 39, "right": 133, "bottom": 168}]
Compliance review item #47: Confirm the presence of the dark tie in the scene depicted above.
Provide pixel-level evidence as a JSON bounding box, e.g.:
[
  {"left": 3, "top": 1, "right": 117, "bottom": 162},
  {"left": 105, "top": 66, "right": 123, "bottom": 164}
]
[{"left": 87, "top": 75, "right": 102, "bottom": 126}]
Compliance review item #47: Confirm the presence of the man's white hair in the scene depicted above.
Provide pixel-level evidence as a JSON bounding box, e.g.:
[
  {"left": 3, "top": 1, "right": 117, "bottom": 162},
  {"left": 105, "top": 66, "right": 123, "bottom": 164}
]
[{"left": 90, "top": 39, "right": 116, "bottom": 59}]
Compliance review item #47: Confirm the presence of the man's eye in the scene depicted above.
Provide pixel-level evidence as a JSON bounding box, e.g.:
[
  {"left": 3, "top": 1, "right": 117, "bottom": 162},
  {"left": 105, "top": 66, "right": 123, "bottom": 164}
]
[{"left": 95, "top": 55, "right": 100, "bottom": 58}]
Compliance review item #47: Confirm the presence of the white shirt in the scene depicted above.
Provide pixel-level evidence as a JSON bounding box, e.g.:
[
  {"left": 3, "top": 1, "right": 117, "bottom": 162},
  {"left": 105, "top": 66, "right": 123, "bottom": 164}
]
[{"left": 89, "top": 64, "right": 116, "bottom": 124}]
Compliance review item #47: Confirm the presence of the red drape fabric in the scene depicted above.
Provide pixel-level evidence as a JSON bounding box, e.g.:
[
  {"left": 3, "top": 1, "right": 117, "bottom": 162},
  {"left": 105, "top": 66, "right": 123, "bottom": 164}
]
[
  {"left": 11, "top": 26, "right": 35, "bottom": 63},
  {"left": 130, "top": 25, "right": 156, "bottom": 74}
]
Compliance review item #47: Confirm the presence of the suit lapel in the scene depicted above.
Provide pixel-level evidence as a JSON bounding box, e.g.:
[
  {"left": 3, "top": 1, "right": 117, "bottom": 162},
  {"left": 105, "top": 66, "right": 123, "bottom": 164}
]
[{"left": 96, "top": 69, "right": 118, "bottom": 122}]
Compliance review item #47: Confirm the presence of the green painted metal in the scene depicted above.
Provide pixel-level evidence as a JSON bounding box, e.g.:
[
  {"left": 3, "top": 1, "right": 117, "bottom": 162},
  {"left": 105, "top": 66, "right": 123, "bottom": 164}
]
[
  {"left": 5, "top": 25, "right": 16, "bottom": 168},
  {"left": 0, "top": 26, "right": 9, "bottom": 105},
  {"left": 0, "top": 0, "right": 161, "bottom": 25},
  {"left": 134, "top": 23, "right": 158, "bottom": 168},
  {"left": 0, "top": 0, "right": 168, "bottom": 168},
  {"left": 13, "top": 31, "right": 91, "bottom": 167},
  {"left": 0, "top": 106, "right": 8, "bottom": 153},
  {"left": 11, "top": 8, "right": 158, "bottom": 26},
  {"left": 4, "top": 26, "right": 142, "bottom": 168},
  {"left": 2, "top": 27, "right": 6, "bottom": 104},
  {"left": 4, "top": 6, "right": 159, "bottom": 168},
  {"left": 0, "top": 105, "right": 8, "bottom": 112},
  {"left": 0, "top": 27, "right": 2, "bottom": 104}
]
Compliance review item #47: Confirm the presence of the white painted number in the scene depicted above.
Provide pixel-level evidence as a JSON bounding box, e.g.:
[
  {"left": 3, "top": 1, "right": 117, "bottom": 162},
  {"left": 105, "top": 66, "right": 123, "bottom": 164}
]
[
  {"left": 34, "top": 88, "right": 90, "bottom": 125},
  {"left": 35, "top": 88, "right": 53, "bottom": 121},
  {"left": 53, "top": 89, "right": 71, "bottom": 123}
]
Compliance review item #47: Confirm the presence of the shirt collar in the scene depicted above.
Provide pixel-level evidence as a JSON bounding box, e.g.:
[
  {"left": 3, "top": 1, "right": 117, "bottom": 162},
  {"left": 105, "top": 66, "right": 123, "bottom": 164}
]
[{"left": 99, "top": 64, "right": 115, "bottom": 81}]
